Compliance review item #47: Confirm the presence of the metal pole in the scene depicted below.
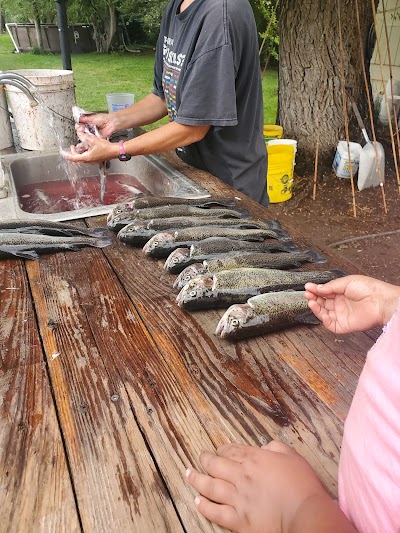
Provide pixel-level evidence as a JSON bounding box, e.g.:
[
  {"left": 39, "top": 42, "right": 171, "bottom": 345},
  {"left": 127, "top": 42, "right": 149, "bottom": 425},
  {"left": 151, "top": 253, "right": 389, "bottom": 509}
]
[{"left": 55, "top": 0, "right": 72, "bottom": 70}]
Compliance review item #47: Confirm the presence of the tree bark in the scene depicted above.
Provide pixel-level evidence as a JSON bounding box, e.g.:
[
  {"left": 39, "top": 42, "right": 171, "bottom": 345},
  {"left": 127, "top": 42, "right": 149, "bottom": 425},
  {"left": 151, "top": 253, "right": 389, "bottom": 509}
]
[
  {"left": 279, "top": 0, "right": 379, "bottom": 173},
  {"left": 92, "top": 5, "right": 117, "bottom": 53},
  {"left": 32, "top": 1, "right": 43, "bottom": 51}
]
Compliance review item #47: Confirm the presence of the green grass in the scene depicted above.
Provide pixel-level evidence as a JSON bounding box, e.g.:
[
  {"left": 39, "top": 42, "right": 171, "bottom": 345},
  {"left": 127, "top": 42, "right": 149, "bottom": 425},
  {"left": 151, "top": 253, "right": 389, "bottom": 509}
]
[{"left": 0, "top": 33, "right": 278, "bottom": 129}]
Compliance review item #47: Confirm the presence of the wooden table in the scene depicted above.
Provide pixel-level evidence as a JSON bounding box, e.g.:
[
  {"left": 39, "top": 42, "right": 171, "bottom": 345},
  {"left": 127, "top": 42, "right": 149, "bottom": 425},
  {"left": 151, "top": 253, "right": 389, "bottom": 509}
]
[{"left": 0, "top": 151, "right": 377, "bottom": 532}]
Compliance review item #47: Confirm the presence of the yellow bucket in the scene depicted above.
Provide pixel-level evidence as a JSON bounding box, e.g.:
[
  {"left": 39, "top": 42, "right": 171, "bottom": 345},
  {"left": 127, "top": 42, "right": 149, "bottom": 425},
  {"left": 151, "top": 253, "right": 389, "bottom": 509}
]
[
  {"left": 266, "top": 142, "right": 296, "bottom": 203},
  {"left": 263, "top": 124, "right": 283, "bottom": 142}
]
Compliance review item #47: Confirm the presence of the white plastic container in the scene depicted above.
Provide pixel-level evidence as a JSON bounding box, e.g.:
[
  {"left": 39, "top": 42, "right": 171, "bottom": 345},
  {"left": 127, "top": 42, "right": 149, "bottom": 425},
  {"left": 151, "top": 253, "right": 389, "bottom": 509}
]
[
  {"left": 106, "top": 92, "right": 135, "bottom": 112},
  {"left": 0, "top": 82, "right": 13, "bottom": 149},
  {"left": 5, "top": 69, "right": 76, "bottom": 151},
  {"left": 358, "top": 142, "right": 385, "bottom": 191},
  {"left": 332, "top": 141, "right": 362, "bottom": 178}
]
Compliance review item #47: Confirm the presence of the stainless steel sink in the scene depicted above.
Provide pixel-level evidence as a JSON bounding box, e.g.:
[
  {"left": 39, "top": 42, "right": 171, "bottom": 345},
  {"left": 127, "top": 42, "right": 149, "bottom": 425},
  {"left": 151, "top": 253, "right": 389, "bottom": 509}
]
[{"left": 0, "top": 149, "right": 210, "bottom": 222}]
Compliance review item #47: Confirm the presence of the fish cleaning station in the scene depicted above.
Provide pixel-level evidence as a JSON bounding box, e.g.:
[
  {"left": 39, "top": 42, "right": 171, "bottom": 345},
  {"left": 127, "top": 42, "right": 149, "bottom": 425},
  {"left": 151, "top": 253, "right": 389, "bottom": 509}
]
[{"left": 0, "top": 68, "right": 376, "bottom": 531}]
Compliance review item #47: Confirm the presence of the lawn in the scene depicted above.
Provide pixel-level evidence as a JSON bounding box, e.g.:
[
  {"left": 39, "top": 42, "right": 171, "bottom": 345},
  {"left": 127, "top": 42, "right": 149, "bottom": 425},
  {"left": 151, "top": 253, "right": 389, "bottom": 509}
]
[{"left": 0, "top": 33, "right": 278, "bottom": 129}]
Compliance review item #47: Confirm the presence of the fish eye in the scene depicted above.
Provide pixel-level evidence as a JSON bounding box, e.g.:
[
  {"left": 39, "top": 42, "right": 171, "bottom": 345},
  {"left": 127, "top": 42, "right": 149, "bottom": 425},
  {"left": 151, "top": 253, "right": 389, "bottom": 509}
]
[
  {"left": 189, "top": 290, "right": 197, "bottom": 297},
  {"left": 153, "top": 241, "right": 158, "bottom": 246},
  {"left": 184, "top": 276, "right": 190, "bottom": 281},
  {"left": 231, "top": 319, "right": 239, "bottom": 326},
  {"left": 172, "top": 258, "right": 178, "bottom": 263}
]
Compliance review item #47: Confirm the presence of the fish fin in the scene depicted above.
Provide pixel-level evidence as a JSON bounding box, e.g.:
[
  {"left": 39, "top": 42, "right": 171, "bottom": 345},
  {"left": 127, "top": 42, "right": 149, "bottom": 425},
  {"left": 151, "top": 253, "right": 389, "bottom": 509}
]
[
  {"left": 295, "top": 310, "right": 321, "bottom": 325},
  {"left": 93, "top": 237, "right": 113, "bottom": 248},
  {"left": 0, "top": 247, "right": 40, "bottom": 260}
]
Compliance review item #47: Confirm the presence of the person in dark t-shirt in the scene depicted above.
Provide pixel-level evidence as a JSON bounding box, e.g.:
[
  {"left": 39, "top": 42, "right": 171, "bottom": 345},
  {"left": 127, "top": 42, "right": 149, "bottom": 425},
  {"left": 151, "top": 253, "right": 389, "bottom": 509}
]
[{"left": 63, "top": 0, "right": 268, "bottom": 206}]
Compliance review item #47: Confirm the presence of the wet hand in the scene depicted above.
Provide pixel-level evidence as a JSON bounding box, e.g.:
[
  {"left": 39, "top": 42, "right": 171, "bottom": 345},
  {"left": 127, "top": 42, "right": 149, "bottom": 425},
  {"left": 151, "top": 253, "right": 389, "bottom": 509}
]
[
  {"left": 60, "top": 131, "right": 118, "bottom": 164},
  {"left": 185, "top": 441, "right": 331, "bottom": 533},
  {"left": 78, "top": 112, "right": 117, "bottom": 139}
]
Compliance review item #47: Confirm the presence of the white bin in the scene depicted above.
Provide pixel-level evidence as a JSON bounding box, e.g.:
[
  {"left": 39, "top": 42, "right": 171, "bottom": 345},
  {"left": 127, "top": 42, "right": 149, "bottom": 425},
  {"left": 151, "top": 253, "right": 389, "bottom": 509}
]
[
  {"left": 5, "top": 69, "right": 76, "bottom": 151},
  {"left": 332, "top": 141, "right": 362, "bottom": 178}
]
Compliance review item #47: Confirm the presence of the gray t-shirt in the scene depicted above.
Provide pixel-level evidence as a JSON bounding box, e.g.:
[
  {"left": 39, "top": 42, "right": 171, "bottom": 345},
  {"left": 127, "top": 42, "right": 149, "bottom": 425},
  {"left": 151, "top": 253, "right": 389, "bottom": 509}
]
[{"left": 153, "top": 0, "right": 268, "bottom": 206}]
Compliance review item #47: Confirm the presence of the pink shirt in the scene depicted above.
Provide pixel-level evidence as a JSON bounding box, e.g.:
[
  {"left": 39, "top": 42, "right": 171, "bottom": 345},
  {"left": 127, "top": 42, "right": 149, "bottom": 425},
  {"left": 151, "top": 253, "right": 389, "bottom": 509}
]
[{"left": 339, "top": 306, "right": 400, "bottom": 532}]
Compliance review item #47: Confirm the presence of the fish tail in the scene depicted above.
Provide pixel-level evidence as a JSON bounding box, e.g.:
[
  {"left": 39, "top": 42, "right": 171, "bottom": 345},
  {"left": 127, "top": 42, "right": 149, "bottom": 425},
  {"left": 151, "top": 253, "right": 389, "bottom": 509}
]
[
  {"left": 274, "top": 228, "right": 291, "bottom": 240},
  {"left": 264, "top": 219, "right": 283, "bottom": 231},
  {"left": 92, "top": 237, "right": 113, "bottom": 248},
  {"left": 331, "top": 268, "right": 348, "bottom": 278},
  {"left": 303, "top": 249, "right": 327, "bottom": 264}
]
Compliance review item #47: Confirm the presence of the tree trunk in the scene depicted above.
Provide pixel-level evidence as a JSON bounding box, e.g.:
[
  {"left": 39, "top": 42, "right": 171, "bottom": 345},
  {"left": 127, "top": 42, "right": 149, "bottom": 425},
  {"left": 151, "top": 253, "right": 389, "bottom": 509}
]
[
  {"left": 0, "top": 12, "right": 5, "bottom": 34},
  {"left": 279, "top": 0, "right": 379, "bottom": 173},
  {"left": 32, "top": 1, "right": 43, "bottom": 51},
  {"left": 92, "top": 5, "right": 117, "bottom": 53}
]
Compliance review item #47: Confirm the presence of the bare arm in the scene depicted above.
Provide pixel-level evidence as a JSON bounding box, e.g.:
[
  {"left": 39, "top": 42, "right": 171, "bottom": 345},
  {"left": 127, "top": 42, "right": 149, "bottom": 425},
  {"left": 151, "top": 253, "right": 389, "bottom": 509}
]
[
  {"left": 107, "top": 93, "right": 169, "bottom": 130},
  {"left": 62, "top": 120, "right": 211, "bottom": 163}
]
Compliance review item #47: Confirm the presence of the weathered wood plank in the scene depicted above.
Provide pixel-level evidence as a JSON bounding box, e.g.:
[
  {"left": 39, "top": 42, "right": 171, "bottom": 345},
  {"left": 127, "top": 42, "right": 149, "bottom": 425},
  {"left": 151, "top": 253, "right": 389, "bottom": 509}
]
[
  {"left": 26, "top": 250, "right": 222, "bottom": 532},
  {"left": 0, "top": 259, "right": 80, "bottom": 533},
  {"left": 90, "top": 222, "right": 364, "bottom": 495}
]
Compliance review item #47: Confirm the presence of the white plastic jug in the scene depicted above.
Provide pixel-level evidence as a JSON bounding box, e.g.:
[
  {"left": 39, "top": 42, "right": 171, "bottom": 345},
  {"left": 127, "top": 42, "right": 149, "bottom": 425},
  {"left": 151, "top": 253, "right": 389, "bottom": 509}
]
[
  {"left": 332, "top": 141, "right": 362, "bottom": 178},
  {"left": 358, "top": 142, "right": 385, "bottom": 191}
]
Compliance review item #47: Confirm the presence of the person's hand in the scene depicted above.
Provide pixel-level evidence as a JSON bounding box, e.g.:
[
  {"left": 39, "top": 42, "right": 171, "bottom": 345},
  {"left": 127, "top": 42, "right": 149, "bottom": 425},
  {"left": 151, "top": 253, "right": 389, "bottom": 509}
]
[
  {"left": 60, "top": 127, "right": 119, "bottom": 164},
  {"left": 305, "top": 274, "right": 400, "bottom": 334},
  {"left": 78, "top": 112, "right": 119, "bottom": 139},
  {"left": 185, "top": 441, "right": 354, "bottom": 533}
]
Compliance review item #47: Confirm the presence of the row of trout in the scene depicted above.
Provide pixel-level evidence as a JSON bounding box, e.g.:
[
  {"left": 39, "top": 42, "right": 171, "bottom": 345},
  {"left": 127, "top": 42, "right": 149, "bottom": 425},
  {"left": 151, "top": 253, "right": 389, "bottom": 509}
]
[{"left": 107, "top": 196, "right": 345, "bottom": 340}]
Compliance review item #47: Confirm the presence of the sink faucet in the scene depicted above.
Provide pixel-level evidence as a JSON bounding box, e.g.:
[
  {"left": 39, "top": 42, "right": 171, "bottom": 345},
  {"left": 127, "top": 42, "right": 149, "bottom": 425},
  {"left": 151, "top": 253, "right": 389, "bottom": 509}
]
[{"left": 0, "top": 72, "right": 39, "bottom": 107}]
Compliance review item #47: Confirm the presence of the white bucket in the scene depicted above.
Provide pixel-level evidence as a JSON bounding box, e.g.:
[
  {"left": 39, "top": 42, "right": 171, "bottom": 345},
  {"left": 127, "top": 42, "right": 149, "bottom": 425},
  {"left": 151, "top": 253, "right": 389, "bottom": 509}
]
[
  {"left": 5, "top": 69, "right": 76, "bottom": 151},
  {"left": 332, "top": 141, "right": 362, "bottom": 178},
  {"left": 106, "top": 92, "right": 135, "bottom": 112},
  {"left": 0, "top": 84, "right": 13, "bottom": 150}
]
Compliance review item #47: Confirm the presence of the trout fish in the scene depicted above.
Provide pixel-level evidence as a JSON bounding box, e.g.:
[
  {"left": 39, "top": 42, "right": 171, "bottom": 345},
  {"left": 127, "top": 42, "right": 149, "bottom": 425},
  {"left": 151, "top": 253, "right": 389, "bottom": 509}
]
[
  {"left": 108, "top": 205, "right": 249, "bottom": 231},
  {"left": 117, "top": 217, "right": 283, "bottom": 246},
  {"left": 163, "top": 239, "right": 299, "bottom": 274},
  {"left": 0, "top": 219, "right": 106, "bottom": 237},
  {"left": 0, "top": 232, "right": 112, "bottom": 260},
  {"left": 176, "top": 269, "right": 344, "bottom": 310},
  {"left": 144, "top": 227, "right": 289, "bottom": 258},
  {"left": 215, "top": 291, "right": 321, "bottom": 340},
  {"left": 106, "top": 196, "right": 238, "bottom": 223},
  {"left": 173, "top": 249, "right": 325, "bottom": 289}
]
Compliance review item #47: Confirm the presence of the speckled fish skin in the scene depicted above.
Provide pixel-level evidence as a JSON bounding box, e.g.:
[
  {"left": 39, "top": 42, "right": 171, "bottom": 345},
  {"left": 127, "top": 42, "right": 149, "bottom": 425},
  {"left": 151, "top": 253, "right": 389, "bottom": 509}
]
[
  {"left": 143, "top": 226, "right": 291, "bottom": 259},
  {"left": 0, "top": 232, "right": 112, "bottom": 260},
  {"left": 132, "top": 205, "right": 249, "bottom": 220},
  {"left": 176, "top": 276, "right": 260, "bottom": 309},
  {"left": 172, "top": 226, "right": 289, "bottom": 242},
  {"left": 0, "top": 219, "right": 106, "bottom": 237},
  {"left": 107, "top": 197, "right": 239, "bottom": 223},
  {"left": 212, "top": 268, "right": 344, "bottom": 291},
  {"left": 147, "top": 216, "right": 283, "bottom": 231},
  {"left": 163, "top": 239, "right": 300, "bottom": 274},
  {"left": 117, "top": 217, "right": 285, "bottom": 246},
  {"left": 215, "top": 291, "right": 320, "bottom": 340},
  {"left": 204, "top": 250, "right": 326, "bottom": 272},
  {"left": 108, "top": 206, "right": 249, "bottom": 232},
  {"left": 120, "top": 196, "right": 238, "bottom": 209},
  {"left": 190, "top": 237, "right": 299, "bottom": 257},
  {"left": 173, "top": 263, "right": 210, "bottom": 289},
  {"left": 174, "top": 250, "right": 326, "bottom": 290}
]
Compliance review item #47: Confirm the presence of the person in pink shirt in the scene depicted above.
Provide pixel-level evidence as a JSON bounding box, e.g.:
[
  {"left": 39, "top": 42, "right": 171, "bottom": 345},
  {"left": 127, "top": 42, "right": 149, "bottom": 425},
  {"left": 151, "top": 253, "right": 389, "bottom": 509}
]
[{"left": 185, "top": 275, "right": 400, "bottom": 532}]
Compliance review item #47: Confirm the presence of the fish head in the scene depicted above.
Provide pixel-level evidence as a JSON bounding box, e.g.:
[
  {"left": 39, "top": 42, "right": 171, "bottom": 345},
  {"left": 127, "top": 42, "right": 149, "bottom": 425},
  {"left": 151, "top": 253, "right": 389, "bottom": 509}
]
[
  {"left": 215, "top": 303, "right": 256, "bottom": 338},
  {"left": 117, "top": 221, "right": 146, "bottom": 237},
  {"left": 176, "top": 276, "right": 214, "bottom": 308},
  {"left": 107, "top": 203, "right": 132, "bottom": 223},
  {"left": 142, "top": 232, "right": 175, "bottom": 255},
  {"left": 164, "top": 248, "right": 190, "bottom": 270},
  {"left": 173, "top": 263, "right": 208, "bottom": 289}
]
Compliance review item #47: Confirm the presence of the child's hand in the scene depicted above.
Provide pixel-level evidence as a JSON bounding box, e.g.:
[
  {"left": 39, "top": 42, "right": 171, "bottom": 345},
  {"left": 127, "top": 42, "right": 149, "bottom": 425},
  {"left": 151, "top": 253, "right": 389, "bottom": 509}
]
[
  {"left": 305, "top": 275, "right": 400, "bottom": 334},
  {"left": 185, "top": 441, "right": 353, "bottom": 533}
]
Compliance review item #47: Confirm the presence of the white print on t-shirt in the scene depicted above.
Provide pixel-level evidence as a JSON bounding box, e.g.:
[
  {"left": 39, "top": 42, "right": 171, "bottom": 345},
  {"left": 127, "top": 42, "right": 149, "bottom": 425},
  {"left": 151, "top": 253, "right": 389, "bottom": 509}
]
[{"left": 163, "top": 36, "right": 186, "bottom": 68}]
